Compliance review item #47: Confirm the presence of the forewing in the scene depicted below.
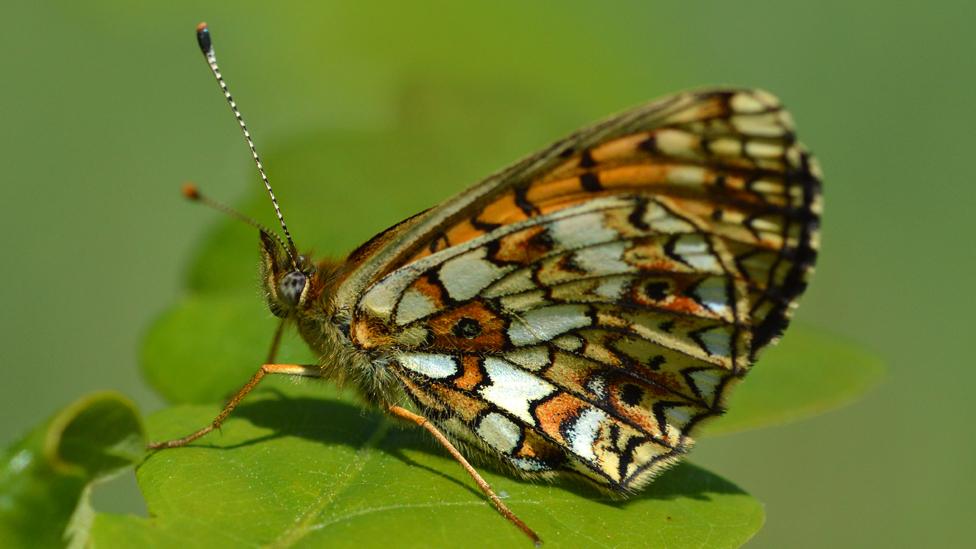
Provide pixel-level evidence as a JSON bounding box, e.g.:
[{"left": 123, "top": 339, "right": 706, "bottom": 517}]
[{"left": 347, "top": 89, "right": 821, "bottom": 490}]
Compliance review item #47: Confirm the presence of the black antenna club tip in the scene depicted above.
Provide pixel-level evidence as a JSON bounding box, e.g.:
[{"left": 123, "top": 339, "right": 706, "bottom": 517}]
[
  {"left": 195, "top": 22, "right": 212, "bottom": 53},
  {"left": 181, "top": 182, "right": 201, "bottom": 200}
]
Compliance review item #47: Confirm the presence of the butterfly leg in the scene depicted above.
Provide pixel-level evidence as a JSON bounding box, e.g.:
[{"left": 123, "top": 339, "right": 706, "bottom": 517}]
[
  {"left": 265, "top": 318, "right": 287, "bottom": 363},
  {"left": 387, "top": 405, "right": 541, "bottom": 546},
  {"left": 148, "top": 363, "right": 321, "bottom": 450}
]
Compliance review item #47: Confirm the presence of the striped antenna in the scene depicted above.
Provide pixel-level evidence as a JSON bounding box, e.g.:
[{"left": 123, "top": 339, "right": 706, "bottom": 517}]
[{"left": 195, "top": 22, "right": 299, "bottom": 267}]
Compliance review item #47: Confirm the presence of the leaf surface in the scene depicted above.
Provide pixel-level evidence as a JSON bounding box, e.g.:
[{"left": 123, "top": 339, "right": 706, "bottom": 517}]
[{"left": 96, "top": 383, "right": 764, "bottom": 548}]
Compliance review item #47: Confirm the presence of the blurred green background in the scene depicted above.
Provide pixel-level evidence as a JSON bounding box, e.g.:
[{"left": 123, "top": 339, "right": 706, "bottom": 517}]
[{"left": 1, "top": 1, "right": 972, "bottom": 547}]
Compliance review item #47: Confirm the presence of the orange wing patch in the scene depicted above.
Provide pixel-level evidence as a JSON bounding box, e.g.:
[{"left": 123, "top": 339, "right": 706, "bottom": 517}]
[{"left": 425, "top": 301, "right": 507, "bottom": 352}]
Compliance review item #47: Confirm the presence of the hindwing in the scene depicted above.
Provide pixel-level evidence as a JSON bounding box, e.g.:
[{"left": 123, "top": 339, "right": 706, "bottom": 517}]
[{"left": 344, "top": 88, "right": 821, "bottom": 491}]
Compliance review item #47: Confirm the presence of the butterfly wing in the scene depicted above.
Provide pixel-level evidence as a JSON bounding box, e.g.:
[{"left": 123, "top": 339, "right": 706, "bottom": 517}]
[{"left": 343, "top": 89, "right": 820, "bottom": 491}]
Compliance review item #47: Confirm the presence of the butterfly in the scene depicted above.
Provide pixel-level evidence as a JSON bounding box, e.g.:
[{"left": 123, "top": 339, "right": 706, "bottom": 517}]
[{"left": 150, "top": 23, "right": 821, "bottom": 545}]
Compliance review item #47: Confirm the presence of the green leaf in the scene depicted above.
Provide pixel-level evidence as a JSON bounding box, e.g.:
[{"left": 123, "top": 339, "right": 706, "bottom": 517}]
[
  {"left": 0, "top": 392, "right": 145, "bottom": 548},
  {"left": 94, "top": 383, "right": 763, "bottom": 548},
  {"left": 705, "top": 328, "right": 885, "bottom": 435}
]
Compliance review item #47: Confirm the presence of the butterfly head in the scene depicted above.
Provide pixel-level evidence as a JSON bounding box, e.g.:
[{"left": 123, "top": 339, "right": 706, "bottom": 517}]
[{"left": 260, "top": 231, "right": 316, "bottom": 317}]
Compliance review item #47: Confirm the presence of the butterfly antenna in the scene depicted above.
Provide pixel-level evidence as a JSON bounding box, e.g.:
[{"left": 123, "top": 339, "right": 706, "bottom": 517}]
[
  {"left": 195, "top": 22, "right": 299, "bottom": 267},
  {"left": 181, "top": 182, "right": 292, "bottom": 253}
]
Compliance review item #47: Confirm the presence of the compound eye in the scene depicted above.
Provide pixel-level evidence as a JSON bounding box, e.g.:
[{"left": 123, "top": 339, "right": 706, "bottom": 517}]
[{"left": 278, "top": 271, "right": 307, "bottom": 306}]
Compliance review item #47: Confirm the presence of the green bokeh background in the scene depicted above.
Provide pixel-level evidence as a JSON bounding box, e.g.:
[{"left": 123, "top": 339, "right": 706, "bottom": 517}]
[{"left": 1, "top": 1, "right": 971, "bottom": 547}]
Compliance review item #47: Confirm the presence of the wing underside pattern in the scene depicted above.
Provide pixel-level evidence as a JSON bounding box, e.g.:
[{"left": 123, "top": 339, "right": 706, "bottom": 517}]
[{"left": 350, "top": 89, "right": 821, "bottom": 490}]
